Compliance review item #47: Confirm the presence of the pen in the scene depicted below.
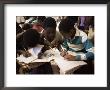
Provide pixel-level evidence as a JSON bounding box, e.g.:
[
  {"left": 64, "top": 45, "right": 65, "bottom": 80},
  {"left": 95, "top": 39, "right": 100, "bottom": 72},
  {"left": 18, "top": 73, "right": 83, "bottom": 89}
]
[
  {"left": 44, "top": 37, "right": 53, "bottom": 50},
  {"left": 60, "top": 45, "right": 69, "bottom": 55}
]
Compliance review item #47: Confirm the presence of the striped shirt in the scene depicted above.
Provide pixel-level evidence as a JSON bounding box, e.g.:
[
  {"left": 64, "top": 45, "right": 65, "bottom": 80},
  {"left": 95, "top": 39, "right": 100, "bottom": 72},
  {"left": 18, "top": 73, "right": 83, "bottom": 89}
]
[{"left": 62, "top": 29, "right": 94, "bottom": 60}]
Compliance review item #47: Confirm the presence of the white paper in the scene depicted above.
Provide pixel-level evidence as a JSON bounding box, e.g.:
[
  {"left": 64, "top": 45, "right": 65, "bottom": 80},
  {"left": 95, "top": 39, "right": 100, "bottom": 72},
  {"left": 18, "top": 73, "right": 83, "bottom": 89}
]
[
  {"left": 43, "top": 48, "right": 87, "bottom": 74},
  {"left": 55, "top": 58, "right": 87, "bottom": 74},
  {"left": 28, "top": 45, "right": 44, "bottom": 58},
  {"left": 17, "top": 45, "right": 45, "bottom": 63},
  {"left": 17, "top": 55, "right": 37, "bottom": 63},
  {"left": 17, "top": 48, "right": 87, "bottom": 74}
]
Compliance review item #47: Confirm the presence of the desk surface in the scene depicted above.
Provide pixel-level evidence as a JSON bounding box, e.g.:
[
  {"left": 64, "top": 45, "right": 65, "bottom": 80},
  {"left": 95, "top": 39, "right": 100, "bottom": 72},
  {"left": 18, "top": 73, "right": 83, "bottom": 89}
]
[{"left": 17, "top": 48, "right": 87, "bottom": 74}]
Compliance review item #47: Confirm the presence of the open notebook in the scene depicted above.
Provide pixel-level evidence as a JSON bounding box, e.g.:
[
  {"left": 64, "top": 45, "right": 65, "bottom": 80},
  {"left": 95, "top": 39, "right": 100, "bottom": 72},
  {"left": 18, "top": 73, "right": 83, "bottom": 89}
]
[
  {"left": 17, "top": 45, "right": 51, "bottom": 63},
  {"left": 17, "top": 47, "right": 87, "bottom": 74},
  {"left": 43, "top": 48, "right": 87, "bottom": 74}
]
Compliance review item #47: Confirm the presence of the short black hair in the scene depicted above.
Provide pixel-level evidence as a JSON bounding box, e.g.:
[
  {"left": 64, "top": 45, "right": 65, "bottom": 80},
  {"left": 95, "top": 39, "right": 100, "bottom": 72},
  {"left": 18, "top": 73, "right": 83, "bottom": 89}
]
[
  {"left": 43, "top": 17, "right": 56, "bottom": 29},
  {"left": 22, "top": 23, "right": 32, "bottom": 30},
  {"left": 59, "top": 18, "right": 76, "bottom": 33},
  {"left": 66, "top": 16, "right": 78, "bottom": 23},
  {"left": 38, "top": 16, "right": 46, "bottom": 23},
  {"left": 23, "top": 29, "right": 41, "bottom": 48}
]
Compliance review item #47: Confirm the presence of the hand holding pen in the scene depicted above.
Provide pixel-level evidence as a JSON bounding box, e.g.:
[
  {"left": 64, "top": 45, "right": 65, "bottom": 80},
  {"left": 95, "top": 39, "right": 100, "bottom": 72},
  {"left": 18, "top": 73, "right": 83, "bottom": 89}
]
[
  {"left": 60, "top": 49, "right": 68, "bottom": 57},
  {"left": 60, "top": 45, "right": 68, "bottom": 57}
]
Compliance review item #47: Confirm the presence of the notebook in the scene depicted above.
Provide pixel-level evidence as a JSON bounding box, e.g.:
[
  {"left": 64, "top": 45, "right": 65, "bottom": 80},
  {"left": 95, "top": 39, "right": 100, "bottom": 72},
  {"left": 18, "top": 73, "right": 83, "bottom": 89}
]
[
  {"left": 17, "top": 47, "right": 87, "bottom": 74},
  {"left": 17, "top": 45, "right": 50, "bottom": 63}
]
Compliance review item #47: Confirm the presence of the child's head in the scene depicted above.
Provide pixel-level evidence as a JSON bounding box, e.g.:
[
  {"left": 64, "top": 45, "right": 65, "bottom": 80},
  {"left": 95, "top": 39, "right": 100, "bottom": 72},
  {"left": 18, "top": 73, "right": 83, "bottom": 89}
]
[
  {"left": 43, "top": 17, "right": 56, "bottom": 42},
  {"left": 23, "top": 29, "right": 41, "bottom": 48},
  {"left": 59, "top": 18, "right": 76, "bottom": 39},
  {"left": 66, "top": 16, "right": 78, "bottom": 23},
  {"left": 37, "top": 16, "right": 46, "bottom": 25},
  {"left": 22, "top": 23, "right": 32, "bottom": 31}
]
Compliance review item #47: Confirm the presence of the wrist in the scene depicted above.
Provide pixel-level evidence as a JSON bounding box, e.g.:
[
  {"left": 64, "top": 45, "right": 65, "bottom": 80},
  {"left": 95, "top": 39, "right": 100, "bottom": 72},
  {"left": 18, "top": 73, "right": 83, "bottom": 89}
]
[{"left": 75, "top": 55, "right": 81, "bottom": 60}]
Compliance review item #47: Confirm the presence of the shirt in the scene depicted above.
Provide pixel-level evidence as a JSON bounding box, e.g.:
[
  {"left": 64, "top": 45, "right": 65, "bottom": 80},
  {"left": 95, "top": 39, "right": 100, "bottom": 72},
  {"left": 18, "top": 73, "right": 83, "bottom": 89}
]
[
  {"left": 43, "top": 31, "right": 63, "bottom": 46},
  {"left": 62, "top": 29, "right": 94, "bottom": 60}
]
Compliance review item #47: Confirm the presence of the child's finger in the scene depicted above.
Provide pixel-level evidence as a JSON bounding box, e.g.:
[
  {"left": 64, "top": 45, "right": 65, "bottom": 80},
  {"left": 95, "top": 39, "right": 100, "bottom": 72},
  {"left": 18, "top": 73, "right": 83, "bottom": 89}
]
[
  {"left": 64, "top": 55, "right": 69, "bottom": 59},
  {"left": 60, "top": 51, "right": 66, "bottom": 57}
]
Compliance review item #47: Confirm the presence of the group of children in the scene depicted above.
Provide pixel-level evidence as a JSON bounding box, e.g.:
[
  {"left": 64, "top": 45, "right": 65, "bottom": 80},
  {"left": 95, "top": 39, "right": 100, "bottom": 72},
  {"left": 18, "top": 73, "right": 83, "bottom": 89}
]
[{"left": 16, "top": 16, "right": 94, "bottom": 74}]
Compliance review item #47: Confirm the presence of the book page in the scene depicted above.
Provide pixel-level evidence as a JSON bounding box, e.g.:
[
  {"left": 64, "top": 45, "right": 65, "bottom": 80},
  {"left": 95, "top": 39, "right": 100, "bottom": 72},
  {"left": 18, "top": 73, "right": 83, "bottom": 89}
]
[{"left": 44, "top": 48, "right": 87, "bottom": 73}]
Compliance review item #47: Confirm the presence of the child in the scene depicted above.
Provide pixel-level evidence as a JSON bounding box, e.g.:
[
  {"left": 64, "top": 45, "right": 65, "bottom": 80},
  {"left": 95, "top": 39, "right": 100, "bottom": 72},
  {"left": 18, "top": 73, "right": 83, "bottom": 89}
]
[
  {"left": 59, "top": 17, "right": 94, "bottom": 61},
  {"left": 42, "top": 17, "right": 63, "bottom": 50},
  {"left": 21, "top": 29, "right": 53, "bottom": 74},
  {"left": 17, "top": 28, "right": 42, "bottom": 57}
]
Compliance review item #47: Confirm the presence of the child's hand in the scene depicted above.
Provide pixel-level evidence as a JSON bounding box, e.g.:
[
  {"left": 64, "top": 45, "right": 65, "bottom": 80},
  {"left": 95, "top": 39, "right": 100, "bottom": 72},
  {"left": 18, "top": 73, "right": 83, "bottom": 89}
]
[
  {"left": 22, "top": 51, "right": 32, "bottom": 58},
  {"left": 51, "top": 41, "right": 59, "bottom": 48},
  {"left": 50, "top": 44, "right": 56, "bottom": 48},
  {"left": 64, "top": 54, "right": 76, "bottom": 61},
  {"left": 60, "top": 50, "right": 67, "bottom": 57},
  {"left": 43, "top": 45, "right": 50, "bottom": 50},
  {"left": 17, "top": 50, "right": 31, "bottom": 58},
  {"left": 38, "top": 52, "right": 43, "bottom": 59}
]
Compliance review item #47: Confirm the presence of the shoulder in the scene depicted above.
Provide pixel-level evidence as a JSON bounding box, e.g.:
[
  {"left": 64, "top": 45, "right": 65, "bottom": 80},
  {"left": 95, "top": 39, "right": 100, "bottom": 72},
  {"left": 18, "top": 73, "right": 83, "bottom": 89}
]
[
  {"left": 56, "top": 31, "right": 63, "bottom": 38},
  {"left": 54, "top": 31, "right": 64, "bottom": 42},
  {"left": 76, "top": 29, "right": 88, "bottom": 43}
]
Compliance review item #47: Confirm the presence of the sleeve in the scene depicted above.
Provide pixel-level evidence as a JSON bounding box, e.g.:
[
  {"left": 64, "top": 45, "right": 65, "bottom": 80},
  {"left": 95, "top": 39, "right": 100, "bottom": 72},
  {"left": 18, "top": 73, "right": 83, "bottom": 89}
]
[
  {"left": 61, "top": 40, "right": 76, "bottom": 52},
  {"left": 75, "top": 39, "right": 94, "bottom": 60},
  {"left": 61, "top": 40, "right": 69, "bottom": 51},
  {"left": 55, "top": 31, "right": 64, "bottom": 43},
  {"left": 75, "top": 31, "right": 94, "bottom": 60}
]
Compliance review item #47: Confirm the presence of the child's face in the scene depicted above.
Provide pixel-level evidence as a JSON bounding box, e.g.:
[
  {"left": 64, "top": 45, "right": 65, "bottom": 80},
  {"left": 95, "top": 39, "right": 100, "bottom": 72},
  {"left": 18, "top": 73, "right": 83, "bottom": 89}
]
[{"left": 44, "top": 27, "right": 56, "bottom": 42}]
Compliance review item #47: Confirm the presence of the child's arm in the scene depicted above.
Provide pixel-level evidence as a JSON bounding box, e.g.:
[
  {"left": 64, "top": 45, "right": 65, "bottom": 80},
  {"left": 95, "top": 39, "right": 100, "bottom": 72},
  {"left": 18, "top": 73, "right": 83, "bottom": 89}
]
[
  {"left": 75, "top": 39, "right": 94, "bottom": 60},
  {"left": 62, "top": 34, "right": 94, "bottom": 61},
  {"left": 63, "top": 40, "right": 94, "bottom": 61},
  {"left": 64, "top": 54, "right": 76, "bottom": 61},
  {"left": 37, "top": 45, "right": 52, "bottom": 59},
  {"left": 74, "top": 30, "right": 94, "bottom": 61},
  {"left": 59, "top": 39, "right": 71, "bottom": 56}
]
